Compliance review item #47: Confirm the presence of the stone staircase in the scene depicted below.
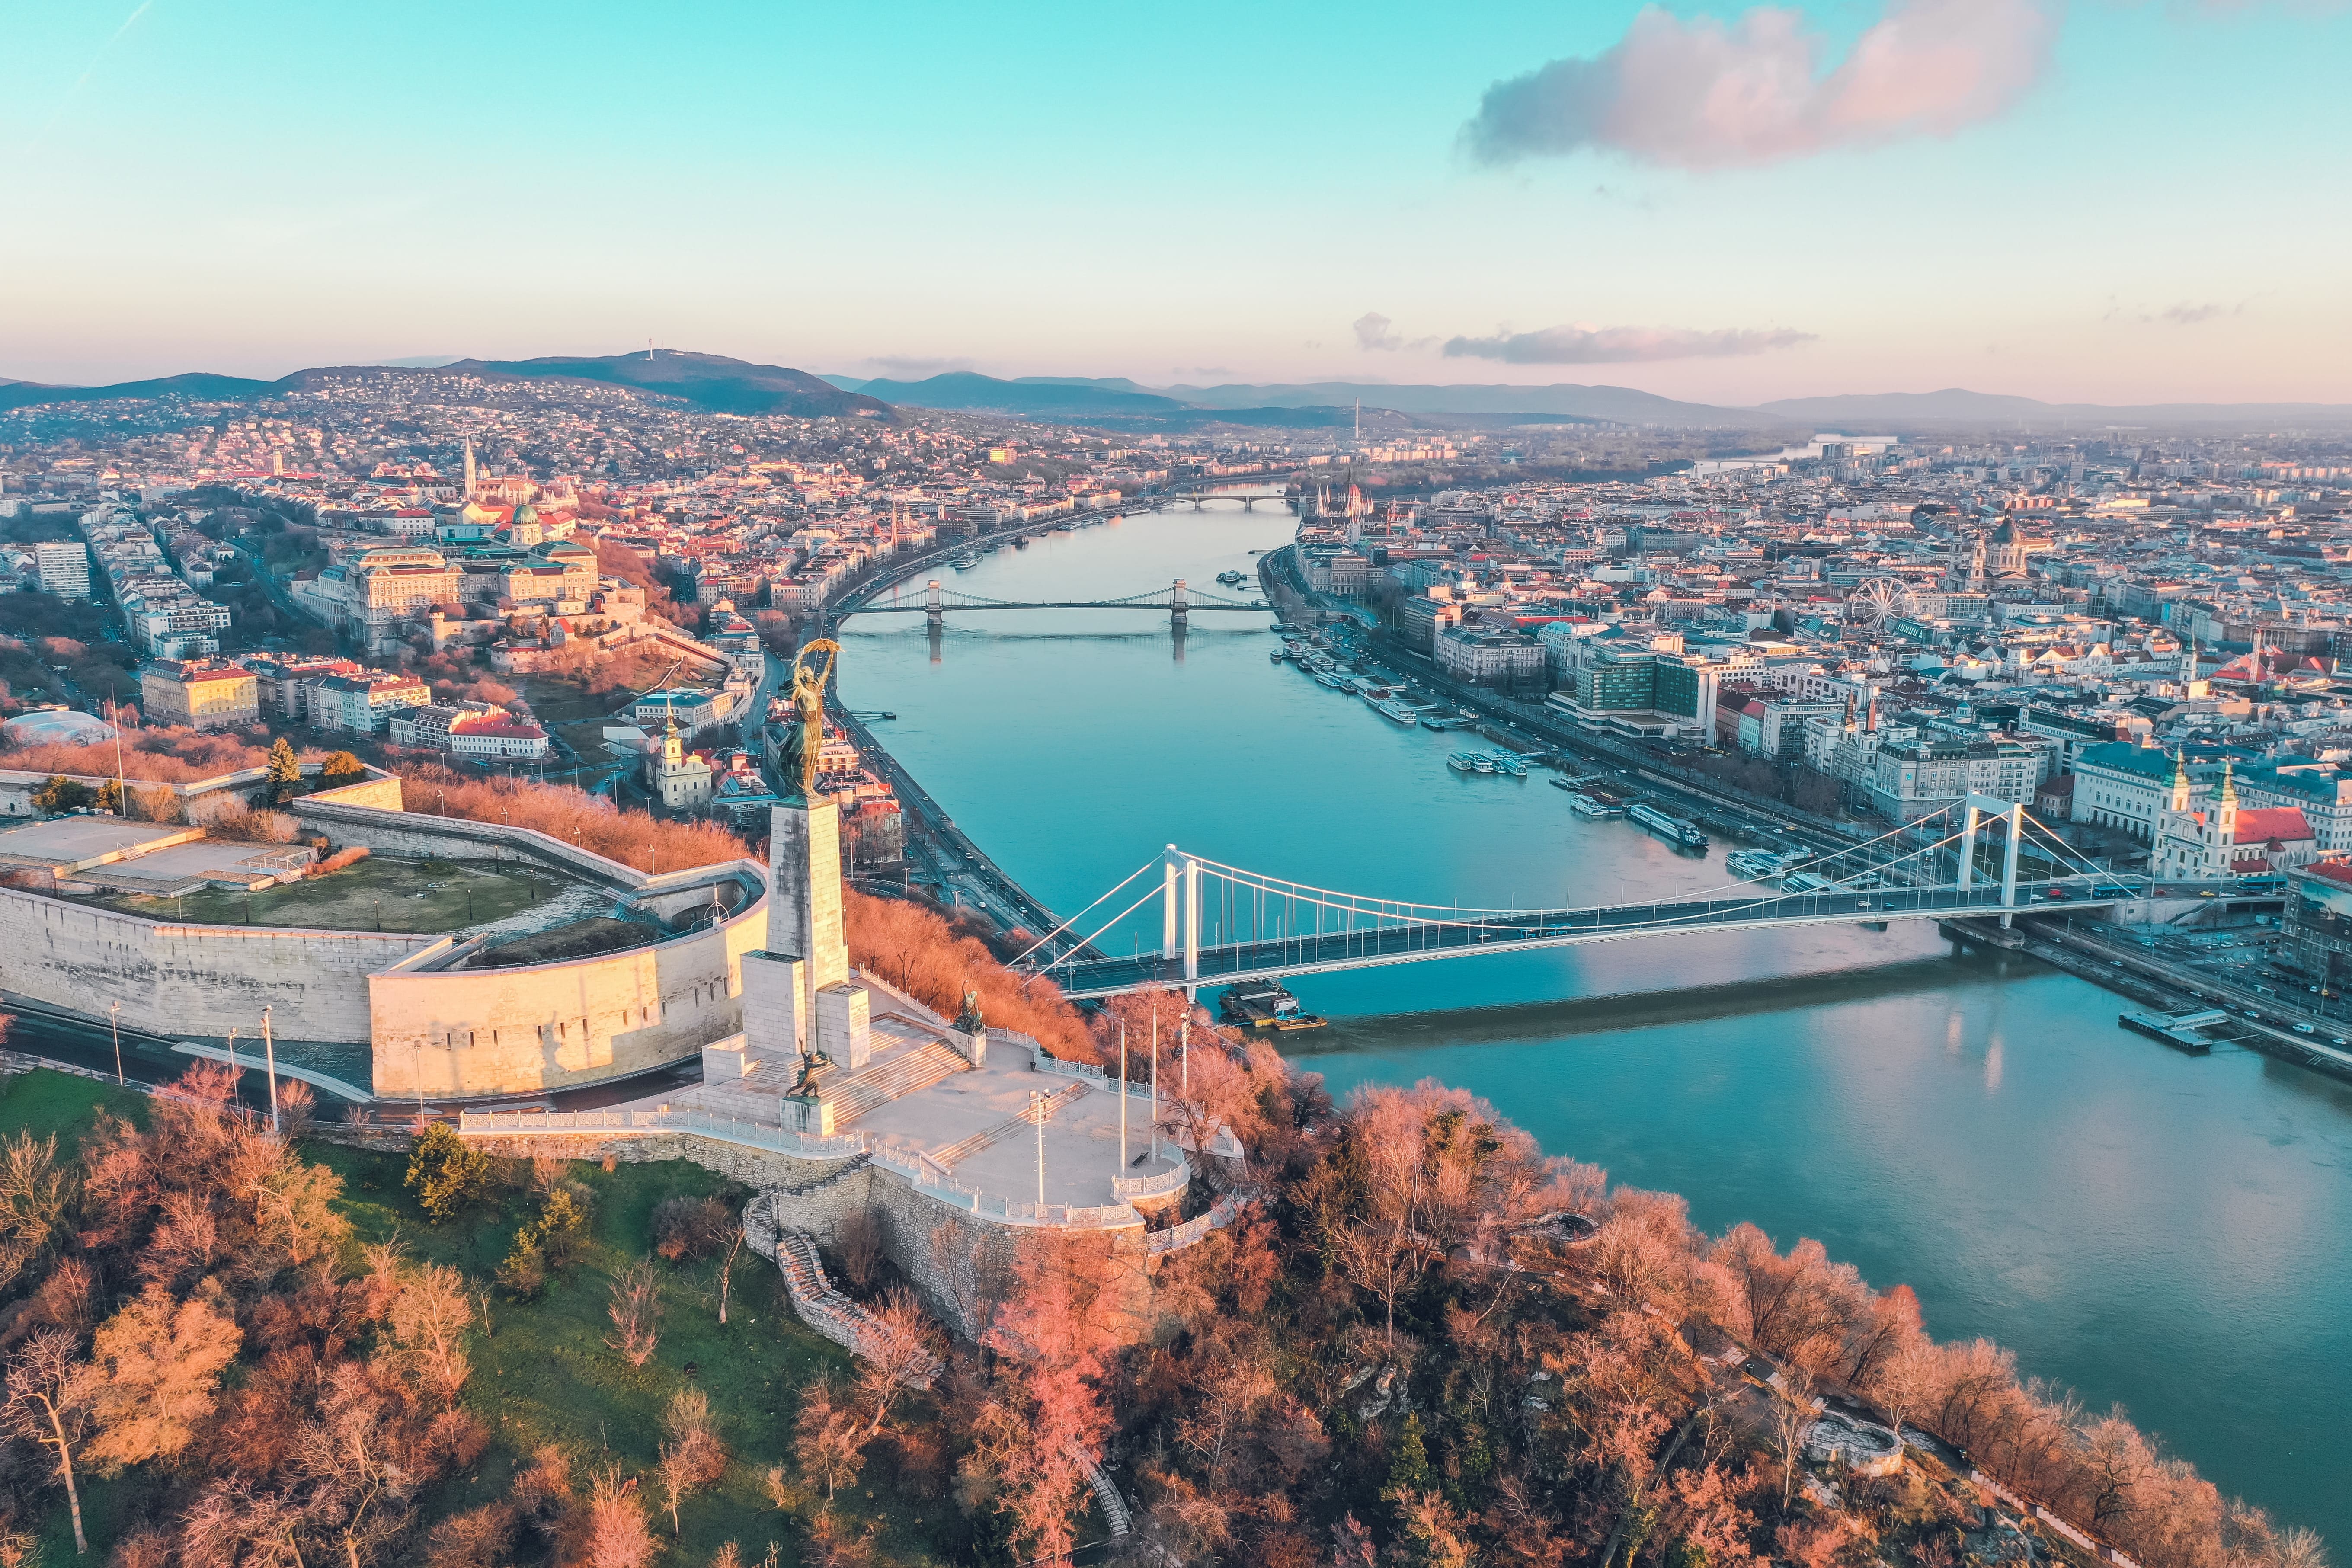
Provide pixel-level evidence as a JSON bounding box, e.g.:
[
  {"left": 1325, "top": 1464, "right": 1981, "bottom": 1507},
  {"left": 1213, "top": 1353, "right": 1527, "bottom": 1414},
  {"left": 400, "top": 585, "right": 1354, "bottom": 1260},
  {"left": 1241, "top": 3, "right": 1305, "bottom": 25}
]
[
  {"left": 1080, "top": 1451, "right": 1133, "bottom": 1536},
  {"left": 930, "top": 1080, "right": 1092, "bottom": 1169},
  {"left": 826, "top": 1039, "right": 973, "bottom": 1127},
  {"left": 742, "top": 1200, "right": 941, "bottom": 1389},
  {"left": 742, "top": 1190, "right": 1120, "bottom": 1536}
]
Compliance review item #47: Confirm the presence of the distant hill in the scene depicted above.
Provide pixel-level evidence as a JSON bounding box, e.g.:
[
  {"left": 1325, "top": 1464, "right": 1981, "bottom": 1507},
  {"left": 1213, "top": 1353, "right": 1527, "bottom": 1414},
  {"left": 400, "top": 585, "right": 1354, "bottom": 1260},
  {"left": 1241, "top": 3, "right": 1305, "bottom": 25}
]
[
  {"left": 839, "top": 372, "right": 1193, "bottom": 418},
  {"left": 438, "top": 351, "right": 891, "bottom": 419},
  {"left": 0, "top": 353, "right": 888, "bottom": 421},
  {"left": 1755, "top": 388, "right": 2352, "bottom": 429},
  {"left": 1154, "top": 380, "right": 1742, "bottom": 425},
  {"left": 0, "top": 372, "right": 275, "bottom": 413}
]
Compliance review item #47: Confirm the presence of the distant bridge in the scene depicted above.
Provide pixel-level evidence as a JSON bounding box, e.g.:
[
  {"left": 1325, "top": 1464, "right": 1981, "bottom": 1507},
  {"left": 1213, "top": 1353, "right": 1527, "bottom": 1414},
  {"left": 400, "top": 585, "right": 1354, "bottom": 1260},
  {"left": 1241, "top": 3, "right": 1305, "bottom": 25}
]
[
  {"left": 844, "top": 577, "right": 1271, "bottom": 625},
  {"left": 1015, "top": 796, "right": 2245, "bottom": 998},
  {"left": 1145, "top": 493, "right": 1293, "bottom": 510}
]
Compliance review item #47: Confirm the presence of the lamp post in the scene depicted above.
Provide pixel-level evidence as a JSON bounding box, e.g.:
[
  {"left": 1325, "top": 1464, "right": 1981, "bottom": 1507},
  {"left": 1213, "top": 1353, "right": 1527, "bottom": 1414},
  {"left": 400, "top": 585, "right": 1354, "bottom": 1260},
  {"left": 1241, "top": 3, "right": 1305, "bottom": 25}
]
[
  {"left": 107, "top": 1001, "right": 123, "bottom": 1085},
  {"left": 1031, "top": 1089, "right": 1045, "bottom": 1211},
  {"left": 260, "top": 1005, "right": 279, "bottom": 1135},
  {"left": 1118, "top": 1021, "right": 1128, "bottom": 1174}
]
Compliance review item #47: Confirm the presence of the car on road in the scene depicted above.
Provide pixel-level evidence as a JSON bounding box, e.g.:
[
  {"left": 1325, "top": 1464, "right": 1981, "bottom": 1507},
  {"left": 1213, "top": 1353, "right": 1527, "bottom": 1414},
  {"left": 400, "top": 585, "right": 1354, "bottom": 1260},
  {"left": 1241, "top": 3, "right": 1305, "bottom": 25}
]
[{"left": 2294, "top": 1023, "right": 2317, "bottom": 1034}]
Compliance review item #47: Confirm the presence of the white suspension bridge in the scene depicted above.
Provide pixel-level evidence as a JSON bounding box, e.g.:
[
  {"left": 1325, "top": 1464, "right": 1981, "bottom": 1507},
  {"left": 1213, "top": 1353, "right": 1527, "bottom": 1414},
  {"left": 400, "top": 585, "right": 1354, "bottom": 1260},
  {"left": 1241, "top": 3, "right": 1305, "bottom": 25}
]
[{"left": 1014, "top": 795, "right": 2256, "bottom": 999}]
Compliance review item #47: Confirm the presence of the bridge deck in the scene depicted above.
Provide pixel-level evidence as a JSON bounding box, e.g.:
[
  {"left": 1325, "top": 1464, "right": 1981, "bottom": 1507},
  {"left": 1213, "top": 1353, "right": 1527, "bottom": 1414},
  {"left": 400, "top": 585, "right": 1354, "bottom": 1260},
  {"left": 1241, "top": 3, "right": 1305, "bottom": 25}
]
[
  {"left": 1046, "top": 883, "right": 2129, "bottom": 997},
  {"left": 848, "top": 601, "right": 1269, "bottom": 613}
]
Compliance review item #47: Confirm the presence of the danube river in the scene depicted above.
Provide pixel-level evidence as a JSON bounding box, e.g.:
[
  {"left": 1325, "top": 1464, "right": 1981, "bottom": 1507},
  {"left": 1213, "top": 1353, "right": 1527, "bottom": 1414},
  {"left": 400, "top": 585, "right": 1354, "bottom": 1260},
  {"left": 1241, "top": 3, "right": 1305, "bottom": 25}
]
[{"left": 839, "top": 504, "right": 2350, "bottom": 1536}]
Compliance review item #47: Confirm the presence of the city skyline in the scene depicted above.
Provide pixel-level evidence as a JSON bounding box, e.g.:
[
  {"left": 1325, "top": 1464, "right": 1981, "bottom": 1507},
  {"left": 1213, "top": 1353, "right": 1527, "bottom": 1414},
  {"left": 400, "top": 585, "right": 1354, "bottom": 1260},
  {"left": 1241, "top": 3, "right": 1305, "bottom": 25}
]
[{"left": 4, "top": 0, "right": 2348, "bottom": 403}]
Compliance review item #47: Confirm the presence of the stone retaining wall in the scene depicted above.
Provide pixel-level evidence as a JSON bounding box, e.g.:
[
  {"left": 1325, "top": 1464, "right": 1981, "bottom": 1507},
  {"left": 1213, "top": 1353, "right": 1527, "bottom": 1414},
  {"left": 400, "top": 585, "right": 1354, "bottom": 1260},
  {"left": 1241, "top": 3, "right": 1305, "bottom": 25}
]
[{"left": 0, "top": 888, "right": 433, "bottom": 1043}]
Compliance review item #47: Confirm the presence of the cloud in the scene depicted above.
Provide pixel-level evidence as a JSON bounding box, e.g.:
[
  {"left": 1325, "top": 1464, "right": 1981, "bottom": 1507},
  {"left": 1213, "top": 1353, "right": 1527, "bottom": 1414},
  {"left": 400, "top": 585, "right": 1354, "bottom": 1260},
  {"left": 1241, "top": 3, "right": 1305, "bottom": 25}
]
[
  {"left": 1353, "top": 312, "right": 1440, "bottom": 353},
  {"left": 1463, "top": 0, "right": 2056, "bottom": 169},
  {"left": 1441, "top": 323, "right": 1817, "bottom": 364},
  {"left": 2158, "top": 303, "right": 2224, "bottom": 325},
  {"left": 2161, "top": 0, "right": 2350, "bottom": 12}
]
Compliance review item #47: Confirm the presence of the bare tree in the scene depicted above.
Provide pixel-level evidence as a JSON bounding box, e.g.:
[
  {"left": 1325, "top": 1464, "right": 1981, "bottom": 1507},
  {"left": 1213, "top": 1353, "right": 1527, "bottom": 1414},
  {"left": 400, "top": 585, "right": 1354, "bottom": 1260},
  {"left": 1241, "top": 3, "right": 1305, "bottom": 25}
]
[
  {"left": 387, "top": 1261, "right": 476, "bottom": 1403},
  {"left": 852, "top": 1288, "right": 939, "bottom": 1436},
  {"left": 655, "top": 1390, "right": 727, "bottom": 1537},
  {"left": 1770, "top": 1368, "right": 1817, "bottom": 1510},
  {"left": 3, "top": 1331, "right": 95, "bottom": 1555},
  {"left": 294, "top": 1362, "right": 413, "bottom": 1568},
  {"left": 0, "top": 1133, "right": 70, "bottom": 1296},
  {"left": 570, "top": 1467, "right": 656, "bottom": 1568},
  {"left": 604, "top": 1261, "right": 662, "bottom": 1367},
  {"left": 835, "top": 1211, "right": 883, "bottom": 1294},
  {"left": 792, "top": 1373, "right": 867, "bottom": 1501},
  {"left": 716, "top": 1227, "right": 746, "bottom": 1326},
  {"left": 83, "top": 1283, "right": 242, "bottom": 1472}
]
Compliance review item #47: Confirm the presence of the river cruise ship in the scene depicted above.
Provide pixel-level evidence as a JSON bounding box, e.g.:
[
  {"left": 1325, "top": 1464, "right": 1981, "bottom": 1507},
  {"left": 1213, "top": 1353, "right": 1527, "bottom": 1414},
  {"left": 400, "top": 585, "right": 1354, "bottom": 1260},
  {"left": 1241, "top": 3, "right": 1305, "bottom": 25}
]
[{"left": 1629, "top": 802, "right": 1709, "bottom": 850}]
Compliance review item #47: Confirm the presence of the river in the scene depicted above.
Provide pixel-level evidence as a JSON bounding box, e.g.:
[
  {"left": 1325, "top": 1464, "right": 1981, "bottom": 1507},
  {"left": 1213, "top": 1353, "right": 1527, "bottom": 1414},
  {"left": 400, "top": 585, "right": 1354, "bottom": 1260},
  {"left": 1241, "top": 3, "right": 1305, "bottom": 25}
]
[{"left": 838, "top": 503, "right": 2350, "bottom": 1537}]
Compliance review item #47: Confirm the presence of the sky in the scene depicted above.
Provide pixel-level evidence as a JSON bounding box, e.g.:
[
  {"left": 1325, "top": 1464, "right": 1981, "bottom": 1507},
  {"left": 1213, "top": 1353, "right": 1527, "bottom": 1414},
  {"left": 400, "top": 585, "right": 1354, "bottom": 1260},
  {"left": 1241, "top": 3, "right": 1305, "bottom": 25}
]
[{"left": 2, "top": 0, "right": 2349, "bottom": 406}]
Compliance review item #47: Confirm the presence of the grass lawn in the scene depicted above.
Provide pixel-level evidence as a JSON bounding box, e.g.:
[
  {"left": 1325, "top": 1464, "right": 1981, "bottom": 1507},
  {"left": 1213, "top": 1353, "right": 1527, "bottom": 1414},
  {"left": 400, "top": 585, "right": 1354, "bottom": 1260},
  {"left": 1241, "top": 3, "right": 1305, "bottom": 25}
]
[
  {"left": 78, "top": 854, "right": 594, "bottom": 935},
  {"left": 0, "top": 1070, "right": 966, "bottom": 1567}
]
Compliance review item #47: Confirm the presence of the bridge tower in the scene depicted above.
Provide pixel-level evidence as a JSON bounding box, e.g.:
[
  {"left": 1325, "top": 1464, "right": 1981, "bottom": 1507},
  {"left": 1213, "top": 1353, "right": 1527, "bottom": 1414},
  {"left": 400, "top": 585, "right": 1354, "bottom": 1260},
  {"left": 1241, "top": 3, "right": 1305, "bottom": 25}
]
[
  {"left": 1170, "top": 578, "right": 1188, "bottom": 627},
  {"left": 1160, "top": 846, "right": 1200, "bottom": 988},
  {"left": 1955, "top": 794, "right": 2025, "bottom": 926},
  {"left": 925, "top": 578, "right": 943, "bottom": 628}
]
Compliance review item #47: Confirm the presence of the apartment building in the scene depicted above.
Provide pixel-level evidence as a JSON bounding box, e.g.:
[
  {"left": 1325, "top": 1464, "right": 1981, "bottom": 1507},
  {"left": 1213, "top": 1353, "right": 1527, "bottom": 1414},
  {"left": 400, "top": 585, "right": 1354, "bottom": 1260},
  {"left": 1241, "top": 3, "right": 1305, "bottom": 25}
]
[{"left": 139, "top": 659, "right": 259, "bottom": 731}]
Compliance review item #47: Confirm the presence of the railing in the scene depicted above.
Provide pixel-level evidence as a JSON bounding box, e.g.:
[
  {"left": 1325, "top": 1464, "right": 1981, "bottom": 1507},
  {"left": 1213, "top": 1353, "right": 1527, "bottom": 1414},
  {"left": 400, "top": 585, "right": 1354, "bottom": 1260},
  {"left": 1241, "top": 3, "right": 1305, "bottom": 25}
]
[
  {"left": 1113, "top": 1157, "right": 1191, "bottom": 1201},
  {"left": 1146, "top": 1190, "right": 1257, "bottom": 1255},
  {"left": 463, "top": 1105, "right": 1158, "bottom": 1229},
  {"left": 457, "top": 1107, "right": 865, "bottom": 1160}
]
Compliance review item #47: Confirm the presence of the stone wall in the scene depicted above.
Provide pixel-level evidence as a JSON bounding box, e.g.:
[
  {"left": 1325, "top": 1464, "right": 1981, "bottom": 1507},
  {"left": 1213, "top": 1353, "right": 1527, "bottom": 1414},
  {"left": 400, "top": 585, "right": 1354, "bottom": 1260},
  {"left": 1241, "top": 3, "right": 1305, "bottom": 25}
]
[
  {"left": 462, "top": 1124, "right": 1158, "bottom": 1343},
  {"left": 0, "top": 762, "right": 402, "bottom": 823},
  {"left": 366, "top": 891, "right": 769, "bottom": 1098},
  {"left": 0, "top": 886, "right": 432, "bottom": 1042}
]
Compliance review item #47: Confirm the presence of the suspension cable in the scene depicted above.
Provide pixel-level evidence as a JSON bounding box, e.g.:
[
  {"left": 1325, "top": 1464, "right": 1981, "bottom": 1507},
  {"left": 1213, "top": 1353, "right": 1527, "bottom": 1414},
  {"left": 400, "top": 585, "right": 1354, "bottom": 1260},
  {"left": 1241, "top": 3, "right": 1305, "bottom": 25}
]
[{"left": 1006, "top": 851, "right": 1167, "bottom": 967}]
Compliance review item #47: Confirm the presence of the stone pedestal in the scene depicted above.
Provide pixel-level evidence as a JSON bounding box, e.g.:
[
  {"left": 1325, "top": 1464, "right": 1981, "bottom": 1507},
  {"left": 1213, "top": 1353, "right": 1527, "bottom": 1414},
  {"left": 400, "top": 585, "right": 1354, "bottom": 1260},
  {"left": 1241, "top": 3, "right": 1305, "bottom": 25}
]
[
  {"left": 816, "top": 982, "right": 872, "bottom": 1070},
  {"left": 701, "top": 1038, "right": 752, "bottom": 1081},
  {"left": 740, "top": 949, "right": 807, "bottom": 1059},
  {"left": 783, "top": 1093, "right": 836, "bottom": 1135}
]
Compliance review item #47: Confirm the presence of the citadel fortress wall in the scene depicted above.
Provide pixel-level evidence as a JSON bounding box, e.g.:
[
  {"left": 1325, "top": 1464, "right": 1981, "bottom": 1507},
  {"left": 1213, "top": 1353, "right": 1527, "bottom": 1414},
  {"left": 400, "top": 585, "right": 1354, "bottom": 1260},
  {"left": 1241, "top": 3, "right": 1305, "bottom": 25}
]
[{"left": 0, "top": 773, "right": 767, "bottom": 1099}]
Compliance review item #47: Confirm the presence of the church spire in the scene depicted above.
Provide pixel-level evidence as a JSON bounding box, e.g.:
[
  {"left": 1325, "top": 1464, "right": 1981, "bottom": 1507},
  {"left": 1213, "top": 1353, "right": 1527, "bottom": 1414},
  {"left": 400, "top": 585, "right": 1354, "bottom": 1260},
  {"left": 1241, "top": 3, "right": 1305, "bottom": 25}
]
[{"left": 2169, "top": 749, "right": 2192, "bottom": 812}]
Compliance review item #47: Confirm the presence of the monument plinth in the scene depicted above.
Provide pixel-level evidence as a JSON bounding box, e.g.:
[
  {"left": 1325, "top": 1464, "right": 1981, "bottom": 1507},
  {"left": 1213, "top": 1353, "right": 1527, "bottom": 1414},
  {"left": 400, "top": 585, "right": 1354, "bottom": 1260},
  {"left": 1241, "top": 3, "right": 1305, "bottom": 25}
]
[{"left": 752, "top": 638, "right": 870, "bottom": 1083}]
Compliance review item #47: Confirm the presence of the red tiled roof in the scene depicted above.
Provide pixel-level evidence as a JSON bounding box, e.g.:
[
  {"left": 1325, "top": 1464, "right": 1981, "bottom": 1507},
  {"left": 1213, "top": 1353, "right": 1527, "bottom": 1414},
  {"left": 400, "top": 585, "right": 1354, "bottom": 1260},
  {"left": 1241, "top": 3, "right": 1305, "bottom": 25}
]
[{"left": 2234, "top": 807, "right": 2311, "bottom": 844}]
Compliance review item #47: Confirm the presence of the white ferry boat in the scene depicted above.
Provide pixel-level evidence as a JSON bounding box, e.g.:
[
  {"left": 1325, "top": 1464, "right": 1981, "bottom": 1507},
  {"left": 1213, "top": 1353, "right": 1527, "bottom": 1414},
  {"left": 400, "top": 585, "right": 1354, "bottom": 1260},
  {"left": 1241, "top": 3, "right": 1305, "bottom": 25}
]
[{"left": 1629, "top": 802, "right": 1709, "bottom": 850}]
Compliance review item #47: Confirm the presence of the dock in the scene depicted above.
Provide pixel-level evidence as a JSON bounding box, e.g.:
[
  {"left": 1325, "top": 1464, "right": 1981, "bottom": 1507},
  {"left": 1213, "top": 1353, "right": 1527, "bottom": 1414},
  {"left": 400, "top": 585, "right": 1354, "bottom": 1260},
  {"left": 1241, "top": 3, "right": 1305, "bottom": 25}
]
[{"left": 2118, "top": 1009, "right": 2218, "bottom": 1054}]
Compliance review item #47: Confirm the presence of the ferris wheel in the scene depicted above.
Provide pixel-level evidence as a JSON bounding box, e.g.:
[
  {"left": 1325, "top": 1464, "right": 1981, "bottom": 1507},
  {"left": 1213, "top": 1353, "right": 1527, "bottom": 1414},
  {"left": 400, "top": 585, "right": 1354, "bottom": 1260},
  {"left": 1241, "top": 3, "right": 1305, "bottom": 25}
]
[{"left": 1846, "top": 578, "right": 1920, "bottom": 628}]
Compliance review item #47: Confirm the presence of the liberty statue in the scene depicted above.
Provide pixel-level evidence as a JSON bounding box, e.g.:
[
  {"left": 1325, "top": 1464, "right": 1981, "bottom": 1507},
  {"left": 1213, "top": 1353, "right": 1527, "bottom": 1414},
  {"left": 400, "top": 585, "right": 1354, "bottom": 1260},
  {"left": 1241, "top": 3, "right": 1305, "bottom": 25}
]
[{"left": 778, "top": 639, "right": 839, "bottom": 802}]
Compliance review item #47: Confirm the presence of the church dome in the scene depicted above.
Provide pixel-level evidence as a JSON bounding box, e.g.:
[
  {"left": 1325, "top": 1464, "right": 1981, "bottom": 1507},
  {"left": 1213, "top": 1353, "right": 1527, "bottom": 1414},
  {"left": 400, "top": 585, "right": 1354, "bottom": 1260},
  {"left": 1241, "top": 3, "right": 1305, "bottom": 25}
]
[
  {"left": 1990, "top": 517, "right": 2020, "bottom": 543},
  {"left": 512, "top": 501, "right": 540, "bottom": 529}
]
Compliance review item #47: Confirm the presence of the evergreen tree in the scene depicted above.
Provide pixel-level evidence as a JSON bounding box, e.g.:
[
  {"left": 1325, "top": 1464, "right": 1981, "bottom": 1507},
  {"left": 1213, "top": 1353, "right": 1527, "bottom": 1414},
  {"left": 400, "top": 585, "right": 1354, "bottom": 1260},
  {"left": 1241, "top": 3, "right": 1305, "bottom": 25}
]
[
  {"left": 265, "top": 737, "right": 301, "bottom": 801},
  {"left": 404, "top": 1125, "right": 490, "bottom": 1222},
  {"left": 1385, "top": 1410, "right": 1430, "bottom": 1503}
]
